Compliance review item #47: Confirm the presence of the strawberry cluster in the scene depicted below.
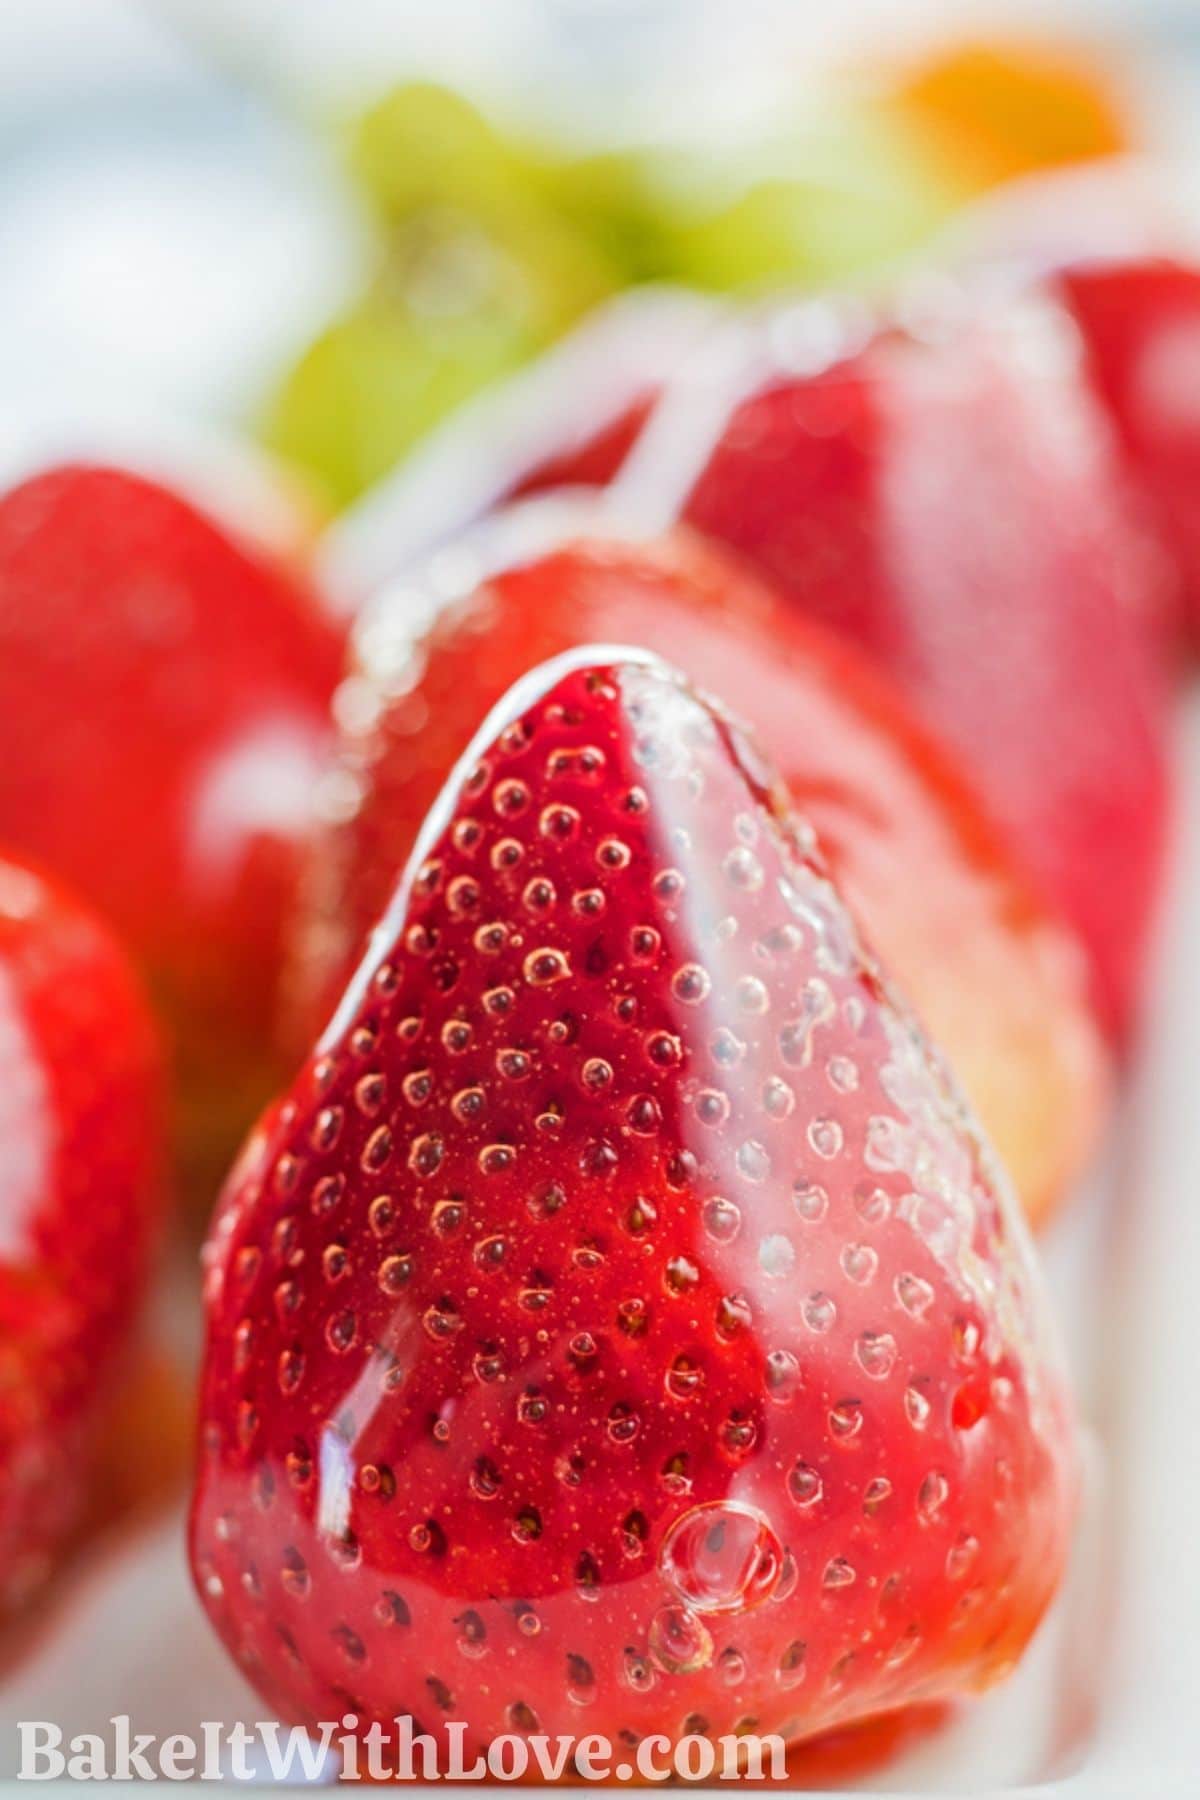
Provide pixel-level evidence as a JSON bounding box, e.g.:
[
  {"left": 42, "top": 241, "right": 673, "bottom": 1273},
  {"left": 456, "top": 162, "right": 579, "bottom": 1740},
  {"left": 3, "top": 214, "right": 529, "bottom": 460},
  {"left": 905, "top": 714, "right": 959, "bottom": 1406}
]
[{"left": 4, "top": 214, "right": 1200, "bottom": 1773}]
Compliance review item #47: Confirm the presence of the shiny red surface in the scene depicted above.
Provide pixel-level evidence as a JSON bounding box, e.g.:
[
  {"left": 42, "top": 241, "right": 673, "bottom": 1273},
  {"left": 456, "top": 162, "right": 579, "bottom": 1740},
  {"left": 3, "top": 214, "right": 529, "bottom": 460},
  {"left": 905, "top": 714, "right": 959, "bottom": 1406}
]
[
  {"left": 509, "top": 396, "right": 652, "bottom": 496},
  {"left": 192, "top": 653, "right": 1075, "bottom": 1760},
  {"left": 1060, "top": 258, "right": 1200, "bottom": 644},
  {"left": 291, "top": 530, "right": 1105, "bottom": 1226},
  {"left": 0, "top": 466, "right": 345, "bottom": 1179},
  {"left": 670, "top": 300, "right": 1170, "bottom": 1041},
  {"left": 0, "top": 854, "right": 164, "bottom": 1607}
]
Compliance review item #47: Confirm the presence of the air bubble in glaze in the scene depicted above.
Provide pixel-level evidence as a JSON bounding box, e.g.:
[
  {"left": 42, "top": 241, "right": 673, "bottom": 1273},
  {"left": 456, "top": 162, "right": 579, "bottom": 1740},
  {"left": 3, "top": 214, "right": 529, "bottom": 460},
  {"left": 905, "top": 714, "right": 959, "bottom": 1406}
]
[{"left": 659, "top": 1501, "right": 783, "bottom": 1615}]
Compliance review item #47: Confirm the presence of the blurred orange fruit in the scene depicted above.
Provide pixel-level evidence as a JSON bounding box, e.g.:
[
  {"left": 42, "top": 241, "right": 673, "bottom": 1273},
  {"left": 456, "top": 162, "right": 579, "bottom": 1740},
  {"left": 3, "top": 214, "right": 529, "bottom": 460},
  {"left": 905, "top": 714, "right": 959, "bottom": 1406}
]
[{"left": 888, "top": 40, "right": 1130, "bottom": 193}]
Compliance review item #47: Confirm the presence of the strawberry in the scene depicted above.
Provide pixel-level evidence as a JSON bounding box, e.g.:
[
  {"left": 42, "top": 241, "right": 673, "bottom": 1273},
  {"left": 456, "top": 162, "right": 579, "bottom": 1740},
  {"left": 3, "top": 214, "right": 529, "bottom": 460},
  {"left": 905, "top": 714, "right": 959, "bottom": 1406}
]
[
  {"left": 1056, "top": 258, "right": 1200, "bottom": 646},
  {"left": 192, "top": 646, "right": 1076, "bottom": 1761},
  {"left": 0, "top": 464, "right": 345, "bottom": 1188},
  {"left": 0, "top": 852, "right": 164, "bottom": 1608},
  {"left": 629, "top": 291, "right": 1171, "bottom": 1042},
  {"left": 291, "top": 522, "right": 1105, "bottom": 1228}
]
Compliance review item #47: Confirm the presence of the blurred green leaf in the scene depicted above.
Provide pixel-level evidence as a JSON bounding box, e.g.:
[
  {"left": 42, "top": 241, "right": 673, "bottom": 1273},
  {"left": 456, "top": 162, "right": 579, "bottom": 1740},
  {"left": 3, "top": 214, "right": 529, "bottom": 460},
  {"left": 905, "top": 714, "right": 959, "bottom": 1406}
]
[{"left": 265, "top": 86, "right": 618, "bottom": 506}]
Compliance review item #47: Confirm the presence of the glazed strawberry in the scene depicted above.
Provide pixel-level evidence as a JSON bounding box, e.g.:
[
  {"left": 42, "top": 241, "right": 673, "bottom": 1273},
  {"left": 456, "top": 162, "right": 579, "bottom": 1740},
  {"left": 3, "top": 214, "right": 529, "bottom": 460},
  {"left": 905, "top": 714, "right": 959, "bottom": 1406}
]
[
  {"left": 619, "top": 291, "right": 1170, "bottom": 1041},
  {"left": 291, "top": 521, "right": 1105, "bottom": 1227},
  {"left": 193, "top": 648, "right": 1076, "bottom": 1760},
  {"left": 0, "top": 464, "right": 344, "bottom": 1186},
  {"left": 0, "top": 853, "right": 164, "bottom": 1607},
  {"left": 1056, "top": 258, "right": 1200, "bottom": 644}
]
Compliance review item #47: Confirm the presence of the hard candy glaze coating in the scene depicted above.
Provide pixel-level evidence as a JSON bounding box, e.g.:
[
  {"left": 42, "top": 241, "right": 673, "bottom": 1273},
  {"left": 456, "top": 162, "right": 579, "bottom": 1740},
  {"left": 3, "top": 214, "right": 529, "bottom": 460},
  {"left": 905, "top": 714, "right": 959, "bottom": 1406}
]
[{"left": 192, "top": 650, "right": 1076, "bottom": 1761}]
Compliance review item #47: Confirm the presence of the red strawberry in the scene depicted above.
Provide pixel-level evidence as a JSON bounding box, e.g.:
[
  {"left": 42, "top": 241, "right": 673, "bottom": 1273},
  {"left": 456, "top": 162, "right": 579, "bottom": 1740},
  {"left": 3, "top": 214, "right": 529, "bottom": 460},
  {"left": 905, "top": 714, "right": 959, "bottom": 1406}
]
[
  {"left": 0, "top": 852, "right": 164, "bottom": 1607},
  {"left": 291, "top": 522, "right": 1105, "bottom": 1228},
  {"left": 612, "top": 291, "right": 1171, "bottom": 1042},
  {"left": 1056, "top": 258, "right": 1200, "bottom": 646},
  {"left": 192, "top": 648, "right": 1076, "bottom": 1760},
  {"left": 0, "top": 464, "right": 345, "bottom": 1187}
]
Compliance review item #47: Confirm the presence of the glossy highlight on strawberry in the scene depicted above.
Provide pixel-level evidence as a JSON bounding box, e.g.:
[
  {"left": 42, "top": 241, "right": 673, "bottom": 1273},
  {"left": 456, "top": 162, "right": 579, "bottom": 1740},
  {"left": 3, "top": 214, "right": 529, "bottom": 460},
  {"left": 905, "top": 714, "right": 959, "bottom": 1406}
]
[
  {"left": 0, "top": 853, "right": 164, "bottom": 1608},
  {"left": 291, "top": 522, "right": 1106, "bottom": 1227},
  {"left": 321, "top": 287, "right": 718, "bottom": 607},
  {"left": 192, "top": 650, "right": 1076, "bottom": 1761}
]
